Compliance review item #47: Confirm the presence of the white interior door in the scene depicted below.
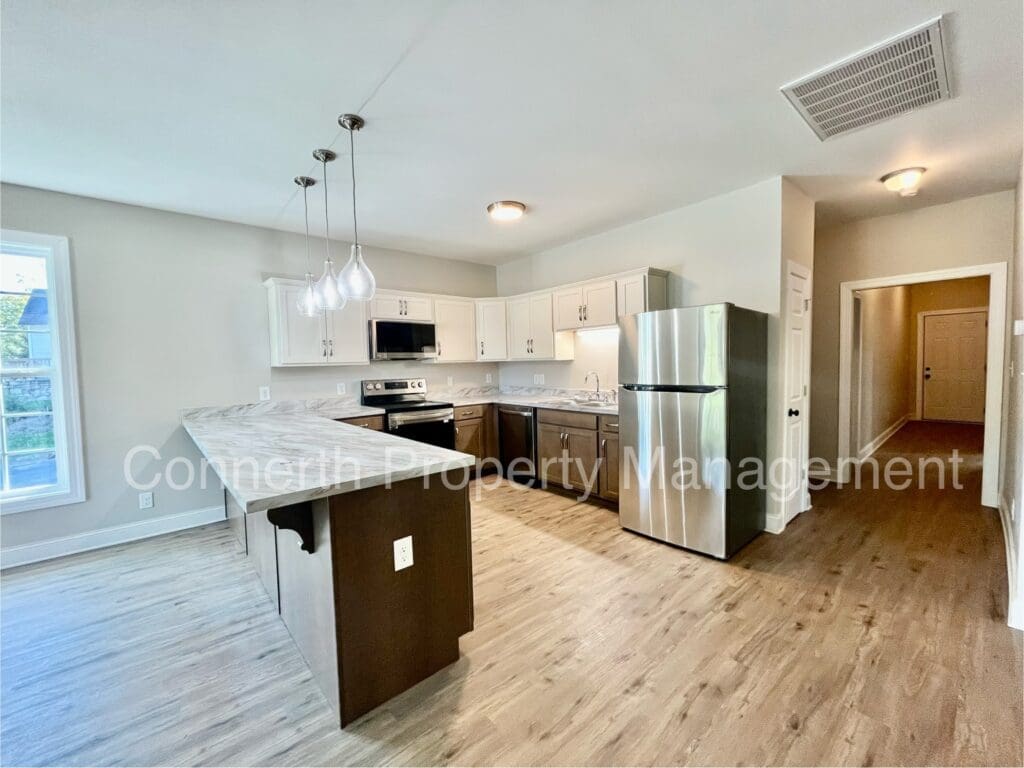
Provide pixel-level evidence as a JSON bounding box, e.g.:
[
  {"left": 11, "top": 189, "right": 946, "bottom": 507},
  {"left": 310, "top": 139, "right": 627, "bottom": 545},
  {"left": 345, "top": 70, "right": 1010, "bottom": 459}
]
[
  {"left": 922, "top": 311, "right": 987, "bottom": 423},
  {"left": 783, "top": 262, "right": 812, "bottom": 521}
]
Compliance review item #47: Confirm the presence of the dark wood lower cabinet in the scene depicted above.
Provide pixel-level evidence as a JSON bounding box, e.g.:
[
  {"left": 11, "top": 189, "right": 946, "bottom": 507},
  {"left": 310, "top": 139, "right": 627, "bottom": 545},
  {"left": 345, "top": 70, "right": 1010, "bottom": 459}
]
[
  {"left": 537, "top": 409, "right": 618, "bottom": 502},
  {"left": 599, "top": 431, "right": 619, "bottom": 501},
  {"left": 251, "top": 478, "right": 473, "bottom": 728},
  {"left": 455, "top": 417, "right": 483, "bottom": 459}
]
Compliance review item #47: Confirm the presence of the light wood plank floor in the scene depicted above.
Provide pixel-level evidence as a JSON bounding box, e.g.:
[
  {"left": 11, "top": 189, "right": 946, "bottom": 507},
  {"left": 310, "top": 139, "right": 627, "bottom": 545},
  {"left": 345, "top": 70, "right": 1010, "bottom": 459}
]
[{"left": 2, "top": 422, "right": 1021, "bottom": 766}]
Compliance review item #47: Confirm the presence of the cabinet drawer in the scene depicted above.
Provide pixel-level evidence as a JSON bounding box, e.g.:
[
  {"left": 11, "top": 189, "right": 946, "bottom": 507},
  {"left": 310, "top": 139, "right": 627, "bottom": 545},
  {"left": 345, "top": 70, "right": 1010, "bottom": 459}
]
[
  {"left": 536, "top": 408, "right": 598, "bottom": 430},
  {"left": 337, "top": 415, "right": 384, "bottom": 431},
  {"left": 599, "top": 415, "right": 619, "bottom": 433},
  {"left": 454, "top": 404, "right": 485, "bottom": 421}
]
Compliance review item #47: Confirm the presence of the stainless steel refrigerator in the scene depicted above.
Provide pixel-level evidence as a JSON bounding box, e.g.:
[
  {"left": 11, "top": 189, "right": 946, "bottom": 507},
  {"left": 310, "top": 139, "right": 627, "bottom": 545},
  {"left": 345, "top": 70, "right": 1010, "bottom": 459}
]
[{"left": 618, "top": 303, "right": 767, "bottom": 559}]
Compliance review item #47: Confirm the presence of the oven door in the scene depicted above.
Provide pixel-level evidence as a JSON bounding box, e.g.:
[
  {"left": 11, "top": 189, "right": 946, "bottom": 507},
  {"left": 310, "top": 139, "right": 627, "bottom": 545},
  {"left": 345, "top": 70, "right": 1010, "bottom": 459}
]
[{"left": 387, "top": 408, "right": 456, "bottom": 449}]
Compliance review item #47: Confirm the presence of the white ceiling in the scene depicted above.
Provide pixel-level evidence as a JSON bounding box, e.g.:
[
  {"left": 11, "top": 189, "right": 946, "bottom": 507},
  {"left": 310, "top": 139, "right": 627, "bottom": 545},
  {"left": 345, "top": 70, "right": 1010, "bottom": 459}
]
[{"left": 2, "top": 0, "right": 1021, "bottom": 265}]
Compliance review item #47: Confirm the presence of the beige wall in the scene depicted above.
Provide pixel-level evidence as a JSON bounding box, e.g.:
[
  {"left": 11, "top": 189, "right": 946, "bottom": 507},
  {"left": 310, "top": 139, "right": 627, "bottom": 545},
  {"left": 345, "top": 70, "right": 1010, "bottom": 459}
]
[
  {"left": 0, "top": 184, "right": 498, "bottom": 550},
  {"left": 810, "top": 190, "right": 1016, "bottom": 465},
  {"left": 1004, "top": 164, "right": 1024, "bottom": 628},
  {"left": 853, "top": 286, "right": 913, "bottom": 455}
]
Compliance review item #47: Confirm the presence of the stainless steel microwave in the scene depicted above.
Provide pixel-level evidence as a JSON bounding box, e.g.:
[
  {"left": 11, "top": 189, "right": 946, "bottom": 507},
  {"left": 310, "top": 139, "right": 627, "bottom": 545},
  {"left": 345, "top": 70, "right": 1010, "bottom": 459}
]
[{"left": 369, "top": 319, "right": 438, "bottom": 360}]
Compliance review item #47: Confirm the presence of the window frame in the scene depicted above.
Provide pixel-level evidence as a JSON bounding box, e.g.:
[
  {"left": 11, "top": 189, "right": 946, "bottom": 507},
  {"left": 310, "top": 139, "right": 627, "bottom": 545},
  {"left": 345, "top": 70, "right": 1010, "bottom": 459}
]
[{"left": 0, "top": 229, "right": 85, "bottom": 514}]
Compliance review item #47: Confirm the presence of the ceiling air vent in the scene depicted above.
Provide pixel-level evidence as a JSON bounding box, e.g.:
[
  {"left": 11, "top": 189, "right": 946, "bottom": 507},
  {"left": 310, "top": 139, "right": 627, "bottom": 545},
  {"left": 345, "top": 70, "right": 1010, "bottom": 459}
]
[{"left": 781, "top": 17, "right": 951, "bottom": 141}]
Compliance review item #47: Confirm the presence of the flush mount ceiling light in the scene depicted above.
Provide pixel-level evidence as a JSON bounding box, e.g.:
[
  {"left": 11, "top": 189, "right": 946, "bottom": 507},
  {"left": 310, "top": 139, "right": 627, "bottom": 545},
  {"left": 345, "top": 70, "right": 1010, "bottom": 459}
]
[
  {"left": 880, "top": 167, "right": 926, "bottom": 197},
  {"left": 312, "top": 148, "right": 346, "bottom": 311},
  {"left": 294, "top": 175, "right": 319, "bottom": 317},
  {"left": 336, "top": 113, "right": 376, "bottom": 302},
  {"left": 487, "top": 200, "right": 526, "bottom": 221}
]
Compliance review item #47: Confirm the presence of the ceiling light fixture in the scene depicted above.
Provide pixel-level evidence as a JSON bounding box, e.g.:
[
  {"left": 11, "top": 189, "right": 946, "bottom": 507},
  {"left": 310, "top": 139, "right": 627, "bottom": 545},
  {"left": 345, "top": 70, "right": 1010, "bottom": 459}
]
[
  {"left": 312, "top": 148, "right": 346, "bottom": 310},
  {"left": 487, "top": 200, "right": 526, "bottom": 221},
  {"left": 336, "top": 113, "right": 376, "bottom": 301},
  {"left": 880, "top": 167, "right": 926, "bottom": 197},
  {"left": 294, "top": 175, "right": 320, "bottom": 317}
]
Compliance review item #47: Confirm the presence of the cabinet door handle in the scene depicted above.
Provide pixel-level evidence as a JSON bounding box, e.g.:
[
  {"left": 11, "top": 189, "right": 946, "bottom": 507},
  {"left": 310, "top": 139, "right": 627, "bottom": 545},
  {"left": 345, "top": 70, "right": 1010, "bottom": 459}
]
[
  {"left": 601, "top": 438, "right": 607, "bottom": 451},
  {"left": 437, "top": 340, "right": 442, "bottom": 357},
  {"left": 606, "top": 422, "right": 618, "bottom": 429},
  {"left": 328, "top": 339, "right": 334, "bottom": 357},
  {"left": 455, "top": 426, "right": 460, "bottom": 436},
  {"left": 583, "top": 304, "right": 588, "bottom": 321},
  {"left": 356, "top": 422, "right": 369, "bottom": 428},
  {"left": 480, "top": 340, "right": 484, "bottom": 356},
  {"left": 577, "top": 305, "right": 582, "bottom": 322},
  {"left": 322, "top": 339, "right": 328, "bottom": 358}
]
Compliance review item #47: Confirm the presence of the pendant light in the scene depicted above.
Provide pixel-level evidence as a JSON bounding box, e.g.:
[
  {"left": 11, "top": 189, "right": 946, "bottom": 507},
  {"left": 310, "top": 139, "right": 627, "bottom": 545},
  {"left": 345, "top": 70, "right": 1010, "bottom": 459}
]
[
  {"left": 337, "top": 113, "right": 376, "bottom": 301},
  {"left": 294, "top": 175, "right": 320, "bottom": 317},
  {"left": 312, "top": 148, "right": 346, "bottom": 310}
]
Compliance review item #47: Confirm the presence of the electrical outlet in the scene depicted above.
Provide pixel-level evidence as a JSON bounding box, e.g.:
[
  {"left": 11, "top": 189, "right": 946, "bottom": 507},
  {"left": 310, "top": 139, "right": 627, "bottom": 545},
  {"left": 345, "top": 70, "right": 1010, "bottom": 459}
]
[
  {"left": 1014, "top": 319, "right": 1024, "bottom": 336},
  {"left": 533, "top": 373, "right": 546, "bottom": 385},
  {"left": 138, "top": 492, "right": 154, "bottom": 510},
  {"left": 393, "top": 536, "right": 414, "bottom": 571},
  {"left": 485, "top": 373, "right": 493, "bottom": 384},
  {"left": 446, "top": 375, "right": 454, "bottom": 386},
  {"left": 258, "top": 386, "right": 271, "bottom": 401},
  {"left": 1011, "top": 498, "right": 1016, "bottom": 523},
  {"left": 336, "top": 383, "right": 346, "bottom": 395}
]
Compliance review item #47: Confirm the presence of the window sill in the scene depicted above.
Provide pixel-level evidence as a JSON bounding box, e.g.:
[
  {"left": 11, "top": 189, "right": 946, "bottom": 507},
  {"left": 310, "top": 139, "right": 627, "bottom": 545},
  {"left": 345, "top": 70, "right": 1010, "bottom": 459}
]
[{"left": 0, "top": 487, "right": 85, "bottom": 515}]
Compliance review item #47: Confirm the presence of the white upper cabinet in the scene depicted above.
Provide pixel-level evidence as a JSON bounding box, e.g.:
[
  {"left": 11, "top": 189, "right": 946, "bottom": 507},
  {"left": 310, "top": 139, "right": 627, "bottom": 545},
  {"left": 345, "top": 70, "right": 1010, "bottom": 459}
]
[
  {"left": 581, "top": 280, "right": 617, "bottom": 326},
  {"left": 475, "top": 299, "right": 508, "bottom": 361},
  {"left": 553, "top": 280, "right": 617, "bottom": 329},
  {"left": 508, "top": 293, "right": 566, "bottom": 359},
  {"left": 434, "top": 298, "right": 477, "bottom": 363},
  {"left": 265, "top": 278, "right": 368, "bottom": 366},
  {"left": 326, "top": 299, "right": 369, "bottom": 364},
  {"left": 507, "top": 296, "right": 532, "bottom": 359},
  {"left": 370, "top": 291, "right": 433, "bottom": 321},
  {"left": 528, "top": 293, "right": 556, "bottom": 358},
  {"left": 616, "top": 272, "right": 669, "bottom": 318},
  {"left": 553, "top": 287, "right": 585, "bottom": 330}
]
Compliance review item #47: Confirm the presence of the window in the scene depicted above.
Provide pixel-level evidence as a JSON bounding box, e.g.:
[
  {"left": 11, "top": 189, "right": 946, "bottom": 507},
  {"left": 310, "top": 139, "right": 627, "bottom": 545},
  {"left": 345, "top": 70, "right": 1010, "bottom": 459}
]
[{"left": 0, "top": 230, "right": 84, "bottom": 513}]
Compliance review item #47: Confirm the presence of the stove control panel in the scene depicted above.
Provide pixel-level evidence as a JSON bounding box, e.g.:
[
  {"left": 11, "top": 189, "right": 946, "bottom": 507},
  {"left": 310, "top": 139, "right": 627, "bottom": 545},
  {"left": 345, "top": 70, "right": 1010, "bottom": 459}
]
[{"left": 362, "top": 378, "right": 427, "bottom": 396}]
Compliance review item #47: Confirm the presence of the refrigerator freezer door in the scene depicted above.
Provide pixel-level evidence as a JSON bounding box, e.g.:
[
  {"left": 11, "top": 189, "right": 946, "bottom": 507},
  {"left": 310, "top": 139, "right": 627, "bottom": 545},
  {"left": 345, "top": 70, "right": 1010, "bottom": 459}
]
[
  {"left": 619, "top": 304, "right": 729, "bottom": 387},
  {"left": 619, "top": 387, "right": 728, "bottom": 557}
]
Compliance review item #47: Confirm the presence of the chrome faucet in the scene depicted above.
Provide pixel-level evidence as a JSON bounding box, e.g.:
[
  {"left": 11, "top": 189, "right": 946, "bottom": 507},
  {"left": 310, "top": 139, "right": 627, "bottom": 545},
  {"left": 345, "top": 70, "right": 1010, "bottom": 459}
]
[{"left": 585, "top": 370, "right": 601, "bottom": 396}]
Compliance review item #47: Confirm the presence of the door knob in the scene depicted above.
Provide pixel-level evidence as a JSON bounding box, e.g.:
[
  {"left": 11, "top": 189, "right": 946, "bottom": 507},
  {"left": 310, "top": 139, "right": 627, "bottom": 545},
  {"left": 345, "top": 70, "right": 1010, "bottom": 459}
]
[{"left": 788, "top": 408, "right": 800, "bottom": 417}]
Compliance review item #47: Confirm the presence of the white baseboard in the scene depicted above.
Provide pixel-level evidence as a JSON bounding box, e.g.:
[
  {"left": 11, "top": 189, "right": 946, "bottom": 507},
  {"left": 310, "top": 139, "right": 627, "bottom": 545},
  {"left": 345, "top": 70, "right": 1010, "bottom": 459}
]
[
  {"left": 0, "top": 505, "right": 226, "bottom": 570},
  {"left": 765, "top": 512, "right": 785, "bottom": 535},
  {"left": 808, "top": 467, "right": 843, "bottom": 484},
  {"left": 998, "top": 494, "right": 1023, "bottom": 630},
  {"left": 857, "top": 414, "right": 911, "bottom": 461}
]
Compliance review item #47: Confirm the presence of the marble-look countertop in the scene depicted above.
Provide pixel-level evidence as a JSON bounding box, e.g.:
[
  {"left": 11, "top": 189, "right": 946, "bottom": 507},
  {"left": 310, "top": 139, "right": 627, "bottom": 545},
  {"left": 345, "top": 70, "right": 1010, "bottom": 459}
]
[
  {"left": 448, "top": 393, "right": 618, "bottom": 416},
  {"left": 183, "top": 413, "right": 474, "bottom": 514}
]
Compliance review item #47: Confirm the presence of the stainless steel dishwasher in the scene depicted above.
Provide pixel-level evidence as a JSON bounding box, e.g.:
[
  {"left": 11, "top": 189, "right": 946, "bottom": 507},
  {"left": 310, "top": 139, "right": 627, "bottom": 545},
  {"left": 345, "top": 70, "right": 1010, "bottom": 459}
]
[{"left": 498, "top": 405, "right": 535, "bottom": 484}]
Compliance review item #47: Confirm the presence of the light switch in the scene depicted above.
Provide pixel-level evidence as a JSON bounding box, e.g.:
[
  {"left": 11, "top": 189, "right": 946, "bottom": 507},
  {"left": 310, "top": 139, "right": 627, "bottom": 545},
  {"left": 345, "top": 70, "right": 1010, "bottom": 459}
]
[{"left": 393, "top": 536, "right": 414, "bottom": 571}]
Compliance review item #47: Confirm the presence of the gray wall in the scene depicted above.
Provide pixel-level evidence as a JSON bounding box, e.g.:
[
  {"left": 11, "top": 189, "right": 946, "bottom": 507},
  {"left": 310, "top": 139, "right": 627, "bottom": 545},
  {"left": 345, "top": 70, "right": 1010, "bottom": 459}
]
[{"left": 0, "top": 183, "right": 498, "bottom": 549}]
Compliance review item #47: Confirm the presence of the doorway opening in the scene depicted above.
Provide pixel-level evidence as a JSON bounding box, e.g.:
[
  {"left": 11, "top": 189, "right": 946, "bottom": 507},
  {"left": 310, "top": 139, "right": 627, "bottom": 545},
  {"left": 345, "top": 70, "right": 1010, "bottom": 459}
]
[{"left": 837, "top": 263, "right": 1007, "bottom": 507}]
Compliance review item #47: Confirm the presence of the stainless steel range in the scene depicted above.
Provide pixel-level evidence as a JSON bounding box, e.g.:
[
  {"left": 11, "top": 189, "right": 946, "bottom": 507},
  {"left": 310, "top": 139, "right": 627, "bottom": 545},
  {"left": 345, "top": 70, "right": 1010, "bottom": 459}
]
[{"left": 361, "top": 378, "right": 455, "bottom": 449}]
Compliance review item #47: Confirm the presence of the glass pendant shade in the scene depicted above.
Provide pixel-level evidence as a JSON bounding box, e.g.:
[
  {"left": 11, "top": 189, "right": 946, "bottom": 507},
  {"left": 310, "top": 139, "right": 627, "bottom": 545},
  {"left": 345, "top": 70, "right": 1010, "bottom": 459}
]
[
  {"left": 297, "top": 273, "right": 320, "bottom": 317},
  {"left": 314, "top": 259, "right": 345, "bottom": 310},
  {"left": 338, "top": 244, "right": 376, "bottom": 301}
]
